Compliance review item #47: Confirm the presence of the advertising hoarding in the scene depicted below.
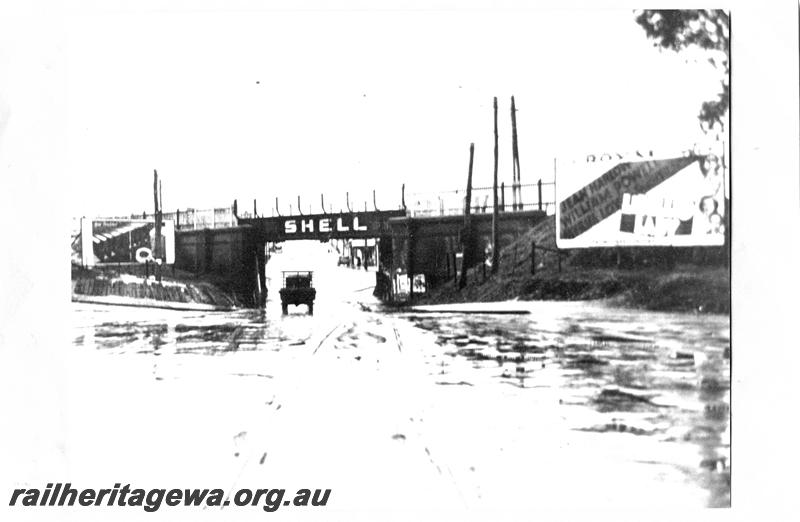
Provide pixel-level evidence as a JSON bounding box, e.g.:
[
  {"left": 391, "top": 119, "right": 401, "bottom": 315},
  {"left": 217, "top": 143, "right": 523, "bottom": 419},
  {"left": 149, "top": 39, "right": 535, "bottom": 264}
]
[
  {"left": 412, "top": 274, "right": 426, "bottom": 294},
  {"left": 393, "top": 273, "right": 410, "bottom": 300},
  {"left": 75, "top": 218, "right": 175, "bottom": 267},
  {"left": 555, "top": 145, "right": 727, "bottom": 248}
]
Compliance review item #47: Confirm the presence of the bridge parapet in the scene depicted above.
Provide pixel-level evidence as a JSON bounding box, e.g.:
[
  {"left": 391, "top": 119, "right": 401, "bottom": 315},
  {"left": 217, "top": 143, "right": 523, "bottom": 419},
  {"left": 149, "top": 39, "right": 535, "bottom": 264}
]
[
  {"left": 408, "top": 181, "right": 555, "bottom": 217},
  {"left": 238, "top": 210, "right": 407, "bottom": 243},
  {"left": 161, "top": 206, "right": 236, "bottom": 230},
  {"left": 388, "top": 210, "right": 547, "bottom": 238}
]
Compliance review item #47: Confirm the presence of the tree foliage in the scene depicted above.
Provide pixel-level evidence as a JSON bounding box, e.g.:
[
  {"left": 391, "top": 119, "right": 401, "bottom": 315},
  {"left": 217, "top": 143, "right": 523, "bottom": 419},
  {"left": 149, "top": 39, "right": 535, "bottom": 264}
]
[{"left": 635, "top": 10, "right": 729, "bottom": 132}]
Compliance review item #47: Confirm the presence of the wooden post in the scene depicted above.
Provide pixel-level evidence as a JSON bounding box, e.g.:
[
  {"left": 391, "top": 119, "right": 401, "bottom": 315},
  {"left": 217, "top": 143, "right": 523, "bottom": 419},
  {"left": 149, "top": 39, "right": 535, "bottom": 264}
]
[
  {"left": 538, "top": 179, "right": 543, "bottom": 211},
  {"left": 458, "top": 143, "right": 475, "bottom": 290},
  {"left": 253, "top": 199, "right": 258, "bottom": 217},
  {"left": 158, "top": 179, "right": 164, "bottom": 281},
  {"left": 153, "top": 171, "right": 160, "bottom": 260},
  {"left": 153, "top": 170, "right": 162, "bottom": 282},
  {"left": 511, "top": 96, "right": 522, "bottom": 210},
  {"left": 531, "top": 241, "right": 536, "bottom": 275},
  {"left": 492, "top": 97, "right": 500, "bottom": 275},
  {"left": 501, "top": 182, "right": 506, "bottom": 211}
]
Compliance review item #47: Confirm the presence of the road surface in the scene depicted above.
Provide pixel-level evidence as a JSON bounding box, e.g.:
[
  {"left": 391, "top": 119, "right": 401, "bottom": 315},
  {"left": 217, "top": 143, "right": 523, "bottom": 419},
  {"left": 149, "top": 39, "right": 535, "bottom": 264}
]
[{"left": 11, "top": 241, "right": 730, "bottom": 518}]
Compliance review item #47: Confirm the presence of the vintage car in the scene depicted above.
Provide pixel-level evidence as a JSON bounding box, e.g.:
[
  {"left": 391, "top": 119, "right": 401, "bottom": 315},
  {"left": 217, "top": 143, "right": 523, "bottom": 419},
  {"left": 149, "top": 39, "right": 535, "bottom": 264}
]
[
  {"left": 279, "top": 271, "right": 316, "bottom": 315},
  {"left": 337, "top": 255, "right": 350, "bottom": 266}
]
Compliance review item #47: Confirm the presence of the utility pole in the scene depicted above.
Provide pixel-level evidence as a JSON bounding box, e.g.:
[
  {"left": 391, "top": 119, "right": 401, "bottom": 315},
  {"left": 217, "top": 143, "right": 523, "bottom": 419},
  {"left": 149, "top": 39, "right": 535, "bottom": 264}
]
[
  {"left": 458, "top": 143, "right": 475, "bottom": 290},
  {"left": 492, "top": 97, "right": 500, "bottom": 274},
  {"left": 511, "top": 95, "right": 522, "bottom": 210},
  {"left": 153, "top": 169, "right": 162, "bottom": 282}
]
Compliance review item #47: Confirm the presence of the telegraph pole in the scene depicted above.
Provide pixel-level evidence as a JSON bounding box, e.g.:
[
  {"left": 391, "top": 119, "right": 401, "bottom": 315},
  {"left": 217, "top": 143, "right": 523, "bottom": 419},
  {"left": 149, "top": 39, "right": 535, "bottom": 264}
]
[
  {"left": 153, "top": 169, "right": 163, "bottom": 282},
  {"left": 492, "top": 97, "right": 500, "bottom": 274},
  {"left": 458, "top": 143, "right": 475, "bottom": 290},
  {"left": 511, "top": 96, "right": 522, "bottom": 210}
]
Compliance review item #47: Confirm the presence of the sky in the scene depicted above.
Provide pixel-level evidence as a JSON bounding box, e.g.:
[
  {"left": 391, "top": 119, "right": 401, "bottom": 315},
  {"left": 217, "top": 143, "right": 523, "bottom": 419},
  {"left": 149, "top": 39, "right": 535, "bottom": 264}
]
[{"left": 3, "top": 1, "right": 724, "bottom": 217}]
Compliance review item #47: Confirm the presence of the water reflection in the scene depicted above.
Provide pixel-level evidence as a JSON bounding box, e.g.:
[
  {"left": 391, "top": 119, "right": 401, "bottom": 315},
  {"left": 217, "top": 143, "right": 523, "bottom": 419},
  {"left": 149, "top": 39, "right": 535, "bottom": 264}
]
[
  {"left": 75, "top": 311, "right": 277, "bottom": 354},
  {"left": 404, "top": 307, "right": 730, "bottom": 507},
  {"left": 72, "top": 301, "right": 730, "bottom": 507}
]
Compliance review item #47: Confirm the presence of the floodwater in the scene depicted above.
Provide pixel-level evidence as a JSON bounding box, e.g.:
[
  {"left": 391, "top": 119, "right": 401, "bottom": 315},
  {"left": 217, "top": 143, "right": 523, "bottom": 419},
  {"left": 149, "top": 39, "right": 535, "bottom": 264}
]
[{"left": 67, "top": 242, "right": 730, "bottom": 512}]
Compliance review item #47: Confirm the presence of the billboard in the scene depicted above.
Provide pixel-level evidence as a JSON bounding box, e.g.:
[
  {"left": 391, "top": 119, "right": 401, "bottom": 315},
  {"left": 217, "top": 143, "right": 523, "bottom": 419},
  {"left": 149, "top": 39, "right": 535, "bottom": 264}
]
[
  {"left": 412, "top": 274, "right": 427, "bottom": 294},
  {"left": 393, "top": 273, "right": 410, "bottom": 300},
  {"left": 555, "top": 146, "right": 727, "bottom": 248},
  {"left": 74, "top": 218, "right": 175, "bottom": 267}
]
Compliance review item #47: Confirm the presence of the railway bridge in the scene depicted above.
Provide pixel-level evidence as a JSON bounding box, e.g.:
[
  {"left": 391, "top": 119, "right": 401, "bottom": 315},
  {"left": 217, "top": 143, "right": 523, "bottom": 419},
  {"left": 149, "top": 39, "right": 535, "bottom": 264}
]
[{"left": 172, "top": 193, "right": 548, "bottom": 304}]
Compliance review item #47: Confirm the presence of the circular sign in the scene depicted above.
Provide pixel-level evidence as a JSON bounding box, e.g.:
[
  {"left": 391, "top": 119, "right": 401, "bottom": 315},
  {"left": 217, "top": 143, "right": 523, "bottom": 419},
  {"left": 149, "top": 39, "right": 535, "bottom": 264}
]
[{"left": 135, "top": 247, "right": 153, "bottom": 263}]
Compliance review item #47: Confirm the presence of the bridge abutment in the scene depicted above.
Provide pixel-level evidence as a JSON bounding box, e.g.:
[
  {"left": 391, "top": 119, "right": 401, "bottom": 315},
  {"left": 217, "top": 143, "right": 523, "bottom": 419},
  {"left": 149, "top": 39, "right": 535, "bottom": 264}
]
[
  {"left": 174, "top": 226, "right": 263, "bottom": 305},
  {"left": 387, "top": 210, "right": 547, "bottom": 292},
  {"left": 171, "top": 209, "right": 547, "bottom": 306}
]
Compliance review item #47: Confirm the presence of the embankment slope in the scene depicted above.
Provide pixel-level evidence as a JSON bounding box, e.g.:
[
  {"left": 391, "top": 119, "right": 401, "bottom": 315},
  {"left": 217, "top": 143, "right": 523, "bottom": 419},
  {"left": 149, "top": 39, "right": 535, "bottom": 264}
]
[{"left": 419, "top": 216, "right": 730, "bottom": 314}]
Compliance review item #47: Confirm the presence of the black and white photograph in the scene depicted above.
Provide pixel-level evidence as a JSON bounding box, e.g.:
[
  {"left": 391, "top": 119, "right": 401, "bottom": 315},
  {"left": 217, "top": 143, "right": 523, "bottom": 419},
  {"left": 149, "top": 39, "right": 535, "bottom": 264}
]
[{"left": 1, "top": 0, "right": 798, "bottom": 520}]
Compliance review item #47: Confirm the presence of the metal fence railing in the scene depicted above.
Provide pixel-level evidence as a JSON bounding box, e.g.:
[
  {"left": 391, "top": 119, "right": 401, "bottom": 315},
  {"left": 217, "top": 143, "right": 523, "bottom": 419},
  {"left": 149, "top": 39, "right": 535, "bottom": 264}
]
[
  {"left": 162, "top": 206, "right": 237, "bottom": 230},
  {"left": 72, "top": 180, "right": 555, "bottom": 236},
  {"left": 72, "top": 207, "right": 238, "bottom": 232},
  {"left": 409, "top": 181, "right": 555, "bottom": 217}
]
